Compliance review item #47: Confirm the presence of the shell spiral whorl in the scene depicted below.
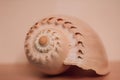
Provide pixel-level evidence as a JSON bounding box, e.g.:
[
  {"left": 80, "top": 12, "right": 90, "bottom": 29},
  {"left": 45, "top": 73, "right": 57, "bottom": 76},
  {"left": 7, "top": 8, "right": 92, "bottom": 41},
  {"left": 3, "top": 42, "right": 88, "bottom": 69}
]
[
  {"left": 25, "top": 16, "right": 84, "bottom": 74},
  {"left": 34, "top": 29, "right": 61, "bottom": 54}
]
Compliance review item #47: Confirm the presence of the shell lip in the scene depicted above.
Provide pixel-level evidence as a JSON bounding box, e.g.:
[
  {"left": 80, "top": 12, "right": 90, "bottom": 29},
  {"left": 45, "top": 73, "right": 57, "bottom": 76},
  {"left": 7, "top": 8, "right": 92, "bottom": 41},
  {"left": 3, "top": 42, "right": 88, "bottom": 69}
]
[{"left": 64, "top": 61, "right": 110, "bottom": 75}]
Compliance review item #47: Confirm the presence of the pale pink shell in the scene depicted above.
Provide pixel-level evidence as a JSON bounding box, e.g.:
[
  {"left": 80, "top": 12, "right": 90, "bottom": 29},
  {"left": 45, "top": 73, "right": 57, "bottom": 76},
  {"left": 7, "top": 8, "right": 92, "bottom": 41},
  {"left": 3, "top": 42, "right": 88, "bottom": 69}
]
[{"left": 24, "top": 15, "right": 109, "bottom": 75}]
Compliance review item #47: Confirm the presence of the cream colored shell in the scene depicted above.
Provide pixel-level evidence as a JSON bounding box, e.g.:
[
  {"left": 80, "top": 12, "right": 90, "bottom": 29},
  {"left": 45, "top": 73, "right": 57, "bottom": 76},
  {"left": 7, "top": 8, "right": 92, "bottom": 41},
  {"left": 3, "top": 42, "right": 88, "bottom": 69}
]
[{"left": 24, "top": 15, "right": 109, "bottom": 75}]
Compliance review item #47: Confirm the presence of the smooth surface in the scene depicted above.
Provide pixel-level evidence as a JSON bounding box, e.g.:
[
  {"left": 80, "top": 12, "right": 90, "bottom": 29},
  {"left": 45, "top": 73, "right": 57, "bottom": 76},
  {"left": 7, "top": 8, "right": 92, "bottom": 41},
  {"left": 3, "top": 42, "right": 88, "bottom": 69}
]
[
  {"left": 0, "top": 0, "right": 120, "bottom": 64},
  {"left": 0, "top": 62, "right": 120, "bottom": 80}
]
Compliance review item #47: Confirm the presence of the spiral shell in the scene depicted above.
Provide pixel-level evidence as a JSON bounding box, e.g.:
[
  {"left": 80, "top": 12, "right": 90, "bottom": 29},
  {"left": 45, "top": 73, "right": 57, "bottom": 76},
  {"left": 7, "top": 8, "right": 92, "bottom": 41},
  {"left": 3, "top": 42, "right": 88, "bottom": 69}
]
[{"left": 24, "top": 15, "right": 109, "bottom": 75}]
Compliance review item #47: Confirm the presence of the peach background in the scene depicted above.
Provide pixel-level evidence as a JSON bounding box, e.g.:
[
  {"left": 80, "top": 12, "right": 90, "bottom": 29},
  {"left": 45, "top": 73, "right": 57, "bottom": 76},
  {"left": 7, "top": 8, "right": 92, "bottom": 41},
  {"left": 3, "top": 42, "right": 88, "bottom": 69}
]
[{"left": 0, "top": 0, "right": 120, "bottom": 64}]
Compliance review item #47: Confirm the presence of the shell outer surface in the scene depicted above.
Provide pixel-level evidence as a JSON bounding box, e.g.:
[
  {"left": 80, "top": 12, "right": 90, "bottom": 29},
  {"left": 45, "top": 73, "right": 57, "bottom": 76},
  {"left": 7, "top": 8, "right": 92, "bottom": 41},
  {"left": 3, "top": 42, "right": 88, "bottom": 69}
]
[{"left": 25, "top": 15, "right": 109, "bottom": 75}]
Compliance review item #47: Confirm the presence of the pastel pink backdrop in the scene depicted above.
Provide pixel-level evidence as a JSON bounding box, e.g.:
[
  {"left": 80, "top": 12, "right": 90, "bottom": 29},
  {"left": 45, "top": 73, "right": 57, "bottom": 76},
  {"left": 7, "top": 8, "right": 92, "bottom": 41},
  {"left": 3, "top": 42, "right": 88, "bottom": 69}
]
[{"left": 0, "top": 0, "right": 120, "bottom": 64}]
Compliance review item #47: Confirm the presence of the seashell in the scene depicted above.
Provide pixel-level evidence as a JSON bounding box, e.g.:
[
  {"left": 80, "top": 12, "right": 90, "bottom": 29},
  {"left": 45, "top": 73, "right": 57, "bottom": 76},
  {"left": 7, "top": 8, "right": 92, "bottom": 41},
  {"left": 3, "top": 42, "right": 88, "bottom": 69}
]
[{"left": 24, "top": 15, "right": 109, "bottom": 75}]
